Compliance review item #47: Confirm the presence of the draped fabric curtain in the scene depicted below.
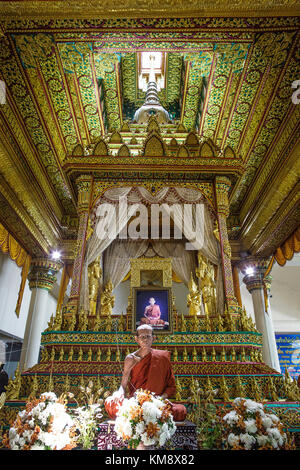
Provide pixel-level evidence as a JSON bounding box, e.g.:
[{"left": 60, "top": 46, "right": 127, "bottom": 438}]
[
  {"left": 15, "top": 254, "right": 31, "bottom": 318},
  {"left": 56, "top": 264, "right": 73, "bottom": 313},
  {"left": 275, "top": 225, "right": 300, "bottom": 267},
  {"left": 151, "top": 240, "right": 197, "bottom": 287},
  {"left": 100, "top": 186, "right": 205, "bottom": 206},
  {"left": 0, "top": 222, "right": 31, "bottom": 317},
  {"left": 80, "top": 186, "right": 224, "bottom": 314},
  {"left": 156, "top": 202, "right": 224, "bottom": 314},
  {"left": 103, "top": 239, "right": 197, "bottom": 289},
  {"left": 103, "top": 239, "right": 148, "bottom": 288},
  {"left": 80, "top": 188, "right": 132, "bottom": 310}
]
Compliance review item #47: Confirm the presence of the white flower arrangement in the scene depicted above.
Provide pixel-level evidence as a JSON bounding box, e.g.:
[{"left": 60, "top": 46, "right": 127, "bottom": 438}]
[
  {"left": 72, "top": 403, "right": 103, "bottom": 449},
  {"left": 114, "top": 389, "right": 176, "bottom": 449},
  {"left": 4, "top": 392, "right": 76, "bottom": 450},
  {"left": 69, "top": 379, "right": 106, "bottom": 449},
  {"left": 4, "top": 380, "right": 108, "bottom": 451},
  {"left": 222, "top": 397, "right": 291, "bottom": 450}
]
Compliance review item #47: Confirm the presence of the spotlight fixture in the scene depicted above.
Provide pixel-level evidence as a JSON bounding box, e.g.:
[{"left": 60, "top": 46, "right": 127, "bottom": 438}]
[
  {"left": 245, "top": 267, "right": 254, "bottom": 276},
  {"left": 51, "top": 250, "right": 61, "bottom": 261}
]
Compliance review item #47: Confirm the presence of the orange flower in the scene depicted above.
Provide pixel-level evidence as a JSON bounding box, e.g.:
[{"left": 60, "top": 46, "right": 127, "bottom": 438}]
[
  {"left": 165, "top": 402, "right": 172, "bottom": 412},
  {"left": 48, "top": 415, "right": 54, "bottom": 433},
  {"left": 233, "top": 399, "right": 247, "bottom": 418},
  {"left": 259, "top": 443, "right": 273, "bottom": 450},
  {"left": 161, "top": 406, "right": 171, "bottom": 423},
  {"left": 146, "top": 422, "right": 160, "bottom": 438},
  {"left": 2, "top": 433, "right": 10, "bottom": 449},
  {"left": 30, "top": 428, "right": 40, "bottom": 445},
  {"left": 137, "top": 390, "right": 152, "bottom": 406},
  {"left": 69, "top": 426, "right": 77, "bottom": 438},
  {"left": 255, "top": 412, "right": 263, "bottom": 431},
  {"left": 15, "top": 416, "right": 23, "bottom": 434},
  {"left": 25, "top": 398, "right": 42, "bottom": 413},
  {"left": 62, "top": 442, "right": 77, "bottom": 450},
  {"left": 129, "top": 407, "right": 143, "bottom": 420},
  {"left": 237, "top": 414, "right": 246, "bottom": 431},
  {"left": 232, "top": 442, "right": 244, "bottom": 450}
]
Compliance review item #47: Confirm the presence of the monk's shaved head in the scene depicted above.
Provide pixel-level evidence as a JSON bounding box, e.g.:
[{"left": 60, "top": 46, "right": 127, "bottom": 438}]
[{"left": 136, "top": 324, "right": 154, "bottom": 336}]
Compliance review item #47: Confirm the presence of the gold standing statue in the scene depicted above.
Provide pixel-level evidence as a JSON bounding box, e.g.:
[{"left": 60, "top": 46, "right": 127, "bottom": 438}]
[
  {"left": 196, "top": 252, "right": 207, "bottom": 281},
  {"left": 196, "top": 252, "right": 217, "bottom": 316},
  {"left": 187, "top": 273, "right": 202, "bottom": 316},
  {"left": 88, "top": 256, "right": 102, "bottom": 316},
  {"left": 100, "top": 279, "right": 115, "bottom": 316},
  {"left": 205, "top": 263, "right": 217, "bottom": 314}
]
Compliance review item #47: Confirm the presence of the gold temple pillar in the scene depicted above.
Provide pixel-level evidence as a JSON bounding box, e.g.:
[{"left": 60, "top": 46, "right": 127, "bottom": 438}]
[
  {"left": 215, "top": 176, "right": 239, "bottom": 316},
  {"left": 232, "top": 265, "right": 242, "bottom": 307},
  {"left": 62, "top": 175, "right": 93, "bottom": 329}
]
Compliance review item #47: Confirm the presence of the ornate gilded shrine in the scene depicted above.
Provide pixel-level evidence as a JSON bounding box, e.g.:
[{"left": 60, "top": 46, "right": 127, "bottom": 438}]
[
  {"left": 0, "top": 7, "right": 300, "bottom": 445},
  {"left": 2, "top": 118, "right": 300, "bottom": 436}
]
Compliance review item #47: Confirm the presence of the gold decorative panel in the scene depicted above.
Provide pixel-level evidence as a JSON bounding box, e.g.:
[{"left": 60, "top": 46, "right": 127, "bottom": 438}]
[{"left": 130, "top": 257, "right": 172, "bottom": 288}]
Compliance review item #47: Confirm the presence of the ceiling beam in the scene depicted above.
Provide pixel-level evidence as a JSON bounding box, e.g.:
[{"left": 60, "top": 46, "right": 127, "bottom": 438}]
[
  {"left": 239, "top": 140, "right": 300, "bottom": 253},
  {"left": 1, "top": 1, "right": 299, "bottom": 19}
]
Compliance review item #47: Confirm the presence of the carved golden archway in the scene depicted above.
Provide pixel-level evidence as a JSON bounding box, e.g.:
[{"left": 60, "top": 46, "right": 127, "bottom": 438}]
[{"left": 91, "top": 181, "right": 216, "bottom": 215}]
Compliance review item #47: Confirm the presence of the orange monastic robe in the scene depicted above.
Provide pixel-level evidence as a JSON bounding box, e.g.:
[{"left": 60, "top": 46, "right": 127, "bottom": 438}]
[
  {"left": 128, "top": 349, "right": 187, "bottom": 422},
  {"left": 144, "top": 304, "right": 161, "bottom": 322}
]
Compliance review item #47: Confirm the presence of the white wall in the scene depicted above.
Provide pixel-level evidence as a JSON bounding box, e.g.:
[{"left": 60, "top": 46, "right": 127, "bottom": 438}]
[
  {"left": 0, "top": 252, "right": 31, "bottom": 339},
  {"left": 172, "top": 282, "right": 189, "bottom": 315},
  {"left": 239, "top": 253, "right": 300, "bottom": 334},
  {"left": 269, "top": 256, "right": 300, "bottom": 333},
  {"left": 43, "top": 292, "right": 58, "bottom": 332},
  {"left": 112, "top": 279, "right": 130, "bottom": 314},
  {"left": 0, "top": 251, "right": 60, "bottom": 341}
]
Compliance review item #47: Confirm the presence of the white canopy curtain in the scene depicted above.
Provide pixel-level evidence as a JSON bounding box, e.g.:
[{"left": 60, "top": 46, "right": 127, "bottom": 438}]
[
  {"left": 150, "top": 241, "right": 197, "bottom": 287},
  {"left": 102, "top": 239, "right": 197, "bottom": 289},
  {"left": 80, "top": 186, "right": 224, "bottom": 314},
  {"left": 102, "top": 239, "right": 148, "bottom": 287},
  {"left": 80, "top": 187, "right": 132, "bottom": 311},
  {"left": 162, "top": 202, "right": 224, "bottom": 314}
]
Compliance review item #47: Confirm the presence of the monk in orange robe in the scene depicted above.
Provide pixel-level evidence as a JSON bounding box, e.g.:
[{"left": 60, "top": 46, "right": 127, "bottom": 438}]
[
  {"left": 105, "top": 325, "right": 187, "bottom": 422},
  {"left": 143, "top": 297, "right": 163, "bottom": 325}
]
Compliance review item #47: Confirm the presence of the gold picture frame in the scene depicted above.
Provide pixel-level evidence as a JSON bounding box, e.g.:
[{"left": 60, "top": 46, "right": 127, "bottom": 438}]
[{"left": 132, "top": 286, "right": 173, "bottom": 335}]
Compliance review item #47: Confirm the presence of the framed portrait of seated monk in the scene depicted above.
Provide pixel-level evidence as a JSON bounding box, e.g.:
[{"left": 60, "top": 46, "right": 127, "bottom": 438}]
[{"left": 133, "top": 286, "right": 172, "bottom": 334}]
